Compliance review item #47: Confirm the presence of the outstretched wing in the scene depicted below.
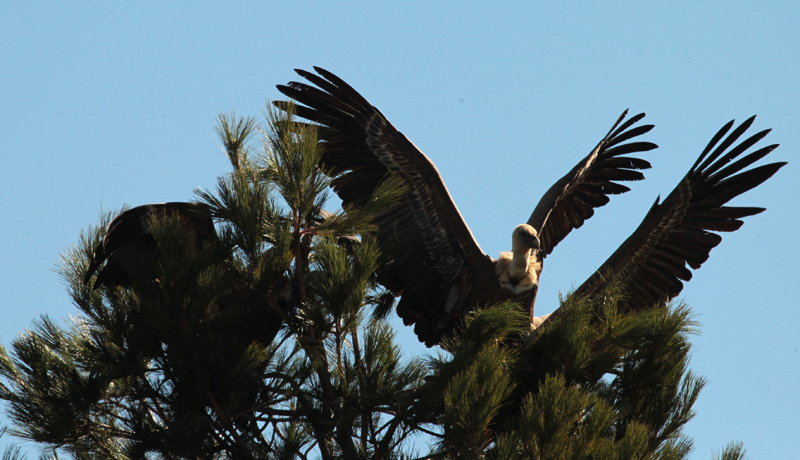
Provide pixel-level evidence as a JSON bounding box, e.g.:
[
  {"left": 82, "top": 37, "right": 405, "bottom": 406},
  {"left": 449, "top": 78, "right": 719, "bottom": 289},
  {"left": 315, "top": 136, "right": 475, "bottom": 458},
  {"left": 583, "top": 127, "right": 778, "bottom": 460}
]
[
  {"left": 527, "top": 111, "right": 657, "bottom": 257},
  {"left": 276, "top": 67, "right": 496, "bottom": 345},
  {"left": 573, "top": 116, "right": 785, "bottom": 310}
]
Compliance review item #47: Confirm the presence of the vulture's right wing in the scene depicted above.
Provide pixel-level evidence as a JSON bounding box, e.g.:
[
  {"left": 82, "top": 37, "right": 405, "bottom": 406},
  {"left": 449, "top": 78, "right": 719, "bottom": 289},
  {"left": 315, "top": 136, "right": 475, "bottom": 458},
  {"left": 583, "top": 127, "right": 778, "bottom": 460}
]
[{"left": 572, "top": 116, "right": 785, "bottom": 310}]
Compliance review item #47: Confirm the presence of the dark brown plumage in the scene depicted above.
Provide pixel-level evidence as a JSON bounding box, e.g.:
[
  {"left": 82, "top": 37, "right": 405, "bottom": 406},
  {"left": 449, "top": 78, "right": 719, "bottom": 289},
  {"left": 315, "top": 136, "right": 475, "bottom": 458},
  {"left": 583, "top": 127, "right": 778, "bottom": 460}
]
[
  {"left": 84, "top": 202, "right": 217, "bottom": 290},
  {"left": 84, "top": 201, "right": 290, "bottom": 348},
  {"left": 276, "top": 67, "right": 659, "bottom": 346},
  {"left": 571, "top": 116, "right": 786, "bottom": 311},
  {"left": 277, "top": 68, "right": 784, "bottom": 346}
]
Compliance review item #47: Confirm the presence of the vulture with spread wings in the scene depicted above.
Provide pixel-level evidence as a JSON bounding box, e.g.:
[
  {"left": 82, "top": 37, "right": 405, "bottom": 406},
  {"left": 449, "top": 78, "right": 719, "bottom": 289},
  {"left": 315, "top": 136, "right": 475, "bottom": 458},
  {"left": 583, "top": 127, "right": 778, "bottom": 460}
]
[{"left": 277, "top": 67, "right": 784, "bottom": 347}]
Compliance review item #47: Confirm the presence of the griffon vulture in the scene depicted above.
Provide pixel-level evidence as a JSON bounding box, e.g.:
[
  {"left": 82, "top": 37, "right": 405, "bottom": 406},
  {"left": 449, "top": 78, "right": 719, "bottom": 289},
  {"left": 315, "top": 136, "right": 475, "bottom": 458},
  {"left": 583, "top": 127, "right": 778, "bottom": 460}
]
[
  {"left": 83, "top": 201, "right": 290, "bottom": 347},
  {"left": 84, "top": 202, "right": 217, "bottom": 290},
  {"left": 276, "top": 67, "right": 784, "bottom": 346}
]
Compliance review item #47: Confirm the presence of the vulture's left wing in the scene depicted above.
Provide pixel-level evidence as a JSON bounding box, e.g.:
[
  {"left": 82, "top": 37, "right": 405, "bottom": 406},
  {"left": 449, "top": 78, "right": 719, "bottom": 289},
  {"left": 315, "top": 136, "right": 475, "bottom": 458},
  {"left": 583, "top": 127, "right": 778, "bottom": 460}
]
[
  {"left": 572, "top": 116, "right": 785, "bottom": 310},
  {"left": 527, "top": 111, "right": 657, "bottom": 257}
]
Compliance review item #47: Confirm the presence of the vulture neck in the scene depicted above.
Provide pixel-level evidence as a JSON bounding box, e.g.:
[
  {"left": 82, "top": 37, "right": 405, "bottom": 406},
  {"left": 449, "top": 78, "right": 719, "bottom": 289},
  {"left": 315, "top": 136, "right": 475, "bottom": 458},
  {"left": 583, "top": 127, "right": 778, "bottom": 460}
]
[
  {"left": 508, "top": 246, "right": 533, "bottom": 281},
  {"left": 496, "top": 224, "right": 540, "bottom": 295},
  {"left": 507, "top": 224, "right": 538, "bottom": 281}
]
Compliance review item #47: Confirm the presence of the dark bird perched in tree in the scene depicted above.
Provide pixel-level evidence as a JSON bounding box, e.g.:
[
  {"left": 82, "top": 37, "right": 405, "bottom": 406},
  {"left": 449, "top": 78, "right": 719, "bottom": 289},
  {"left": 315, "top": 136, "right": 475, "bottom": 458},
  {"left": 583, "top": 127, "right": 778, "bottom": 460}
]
[
  {"left": 83, "top": 201, "right": 290, "bottom": 345},
  {"left": 276, "top": 67, "right": 658, "bottom": 346},
  {"left": 84, "top": 202, "right": 217, "bottom": 290},
  {"left": 83, "top": 201, "right": 362, "bottom": 348},
  {"left": 277, "top": 67, "right": 785, "bottom": 346}
]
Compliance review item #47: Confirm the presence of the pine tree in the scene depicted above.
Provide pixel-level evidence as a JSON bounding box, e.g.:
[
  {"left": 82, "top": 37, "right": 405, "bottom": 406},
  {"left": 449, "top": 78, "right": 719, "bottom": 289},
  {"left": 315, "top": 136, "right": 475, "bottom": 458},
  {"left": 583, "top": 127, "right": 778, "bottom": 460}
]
[{"left": 0, "top": 105, "right": 749, "bottom": 460}]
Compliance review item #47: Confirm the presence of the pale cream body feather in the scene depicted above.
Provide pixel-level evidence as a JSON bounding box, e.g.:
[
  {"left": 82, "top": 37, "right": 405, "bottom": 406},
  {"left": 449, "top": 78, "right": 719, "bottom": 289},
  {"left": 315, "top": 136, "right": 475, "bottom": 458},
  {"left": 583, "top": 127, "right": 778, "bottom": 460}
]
[{"left": 496, "top": 252, "right": 541, "bottom": 294}]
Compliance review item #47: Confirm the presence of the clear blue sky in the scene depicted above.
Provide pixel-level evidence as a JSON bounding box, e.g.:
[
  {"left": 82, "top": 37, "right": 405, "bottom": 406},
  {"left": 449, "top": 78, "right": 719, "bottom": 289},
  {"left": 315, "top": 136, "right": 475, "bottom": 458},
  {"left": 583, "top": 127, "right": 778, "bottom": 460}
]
[{"left": 1, "top": 2, "right": 797, "bottom": 458}]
